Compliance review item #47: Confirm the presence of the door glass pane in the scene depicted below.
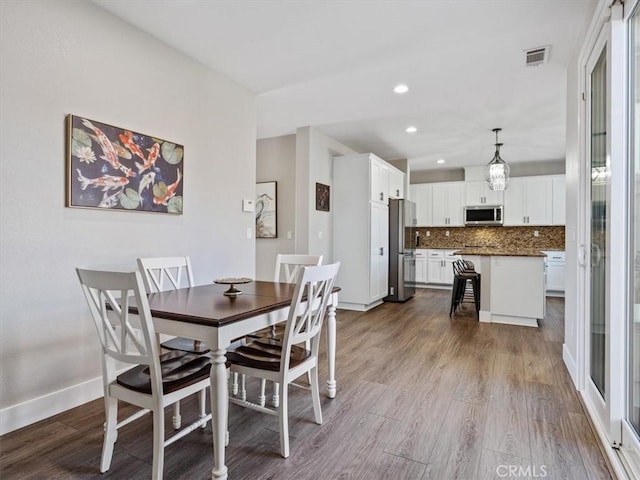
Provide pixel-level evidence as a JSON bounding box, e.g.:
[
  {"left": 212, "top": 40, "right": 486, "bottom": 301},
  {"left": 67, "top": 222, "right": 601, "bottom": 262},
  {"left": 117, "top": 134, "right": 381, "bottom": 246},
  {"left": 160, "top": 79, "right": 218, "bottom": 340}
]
[
  {"left": 590, "top": 48, "right": 607, "bottom": 398},
  {"left": 629, "top": 6, "right": 640, "bottom": 435}
]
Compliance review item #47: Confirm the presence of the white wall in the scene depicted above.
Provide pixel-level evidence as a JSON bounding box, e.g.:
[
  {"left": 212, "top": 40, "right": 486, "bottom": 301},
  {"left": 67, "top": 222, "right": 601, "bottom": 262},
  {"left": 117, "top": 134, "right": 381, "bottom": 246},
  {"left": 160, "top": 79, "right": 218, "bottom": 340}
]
[
  {"left": 563, "top": 0, "right": 600, "bottom": 382},
  {"left": 256, "top": 135, "right": 296, "bottom": 280},
  {"left": 0, "top": 1, "right": 256, "bottom": 433},
  {"left": 295, "top": 127, "right": 357, "bottom": 263}
]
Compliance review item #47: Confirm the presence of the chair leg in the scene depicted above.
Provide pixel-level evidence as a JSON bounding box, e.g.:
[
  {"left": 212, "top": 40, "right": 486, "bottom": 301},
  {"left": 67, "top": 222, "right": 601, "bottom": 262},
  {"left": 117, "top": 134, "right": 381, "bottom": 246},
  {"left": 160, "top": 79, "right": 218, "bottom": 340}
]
[
  {"left": 310, "top": 366, "right": 322, "bottom": 425},
  {"left": 240, "top": 374, "right": 246, "bottom": 401},
  {"left": 151, "top": 409, "right": 165, "bottom": 480},
  {"left": 198, "top": 389, "right": 207, "bottom": 428},
  {"left": 278, "top": 381, "right": 289, "bottom": 458},
  {"left": 172, "top": 401, "right": 181, "bottom": 429},
  {"left": 449, "top": 277, "right": 460, "bottom": 316},
  {"left": 272, "top": 382, "right": 280, "bottom": 408},
  {"left": 231, "top": 372, "right": 239, "bottom": 395},
  {"left": 259, "top": 379, "right": 267, "bottom": 407},
  {"left": 100, "top": 396, "right": 118, "bottom": 473}
]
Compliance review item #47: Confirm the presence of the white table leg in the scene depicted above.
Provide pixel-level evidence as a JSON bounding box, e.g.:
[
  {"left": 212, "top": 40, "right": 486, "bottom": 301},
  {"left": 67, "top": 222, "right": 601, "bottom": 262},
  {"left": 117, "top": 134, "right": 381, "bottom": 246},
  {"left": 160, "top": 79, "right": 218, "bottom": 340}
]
[
  {"left": 210, "top": 348, "right": 228, "bottom": 480},
  {"left": 326, "top": 302, "right": 337, "bottom": 398}
]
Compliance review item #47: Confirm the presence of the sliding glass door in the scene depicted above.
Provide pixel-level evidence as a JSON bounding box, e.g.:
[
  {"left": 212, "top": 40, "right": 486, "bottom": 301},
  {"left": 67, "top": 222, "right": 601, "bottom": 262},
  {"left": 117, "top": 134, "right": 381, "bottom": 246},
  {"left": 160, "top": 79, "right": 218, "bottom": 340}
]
[
  {"left": 589, "top": 46, "right": 608, "bottom": 400},
  {"left": 584, "top": 21, "right": 611, "bottom": 431},
  {"left": 622, "top": 2, "right": 640, "bottom": 475}
]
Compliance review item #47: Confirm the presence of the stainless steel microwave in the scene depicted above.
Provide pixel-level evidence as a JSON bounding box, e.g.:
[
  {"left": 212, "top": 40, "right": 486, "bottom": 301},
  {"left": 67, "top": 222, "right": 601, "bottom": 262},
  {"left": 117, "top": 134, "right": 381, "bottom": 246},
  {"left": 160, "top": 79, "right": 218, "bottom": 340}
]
[{"left": 464, "top": 205, "right": 503, "bottom": 226}]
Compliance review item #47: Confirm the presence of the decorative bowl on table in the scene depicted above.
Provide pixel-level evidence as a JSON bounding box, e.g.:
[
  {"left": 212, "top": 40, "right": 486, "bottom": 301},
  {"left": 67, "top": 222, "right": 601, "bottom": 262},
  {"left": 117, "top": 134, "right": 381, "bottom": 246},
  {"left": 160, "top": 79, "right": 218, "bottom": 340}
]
[{"left": 213, "top": 277, "right": 253, "bottom": 297}]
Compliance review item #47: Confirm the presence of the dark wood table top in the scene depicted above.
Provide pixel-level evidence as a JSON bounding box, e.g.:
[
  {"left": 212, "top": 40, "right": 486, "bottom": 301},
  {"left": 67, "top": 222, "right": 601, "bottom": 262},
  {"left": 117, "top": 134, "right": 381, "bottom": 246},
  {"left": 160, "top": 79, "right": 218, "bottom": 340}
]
[{"left": 143, "top": 281, "right": 299, "bottom": 327}]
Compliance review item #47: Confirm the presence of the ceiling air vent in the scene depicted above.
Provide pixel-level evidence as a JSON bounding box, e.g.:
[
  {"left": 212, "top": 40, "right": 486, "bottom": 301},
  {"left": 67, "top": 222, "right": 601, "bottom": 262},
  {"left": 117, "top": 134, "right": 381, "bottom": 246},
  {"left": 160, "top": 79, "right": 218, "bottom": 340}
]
[{"left": 525, "top": 46, "right": 550, "bottom": 66}]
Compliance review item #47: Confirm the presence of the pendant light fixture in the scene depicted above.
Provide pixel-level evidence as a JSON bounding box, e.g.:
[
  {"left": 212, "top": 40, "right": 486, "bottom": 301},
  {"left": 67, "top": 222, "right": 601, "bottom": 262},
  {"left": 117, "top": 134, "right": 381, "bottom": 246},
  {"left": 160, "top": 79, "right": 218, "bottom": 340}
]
[{"left": 485, "top": 128, "right": 510, "bottom": 191}]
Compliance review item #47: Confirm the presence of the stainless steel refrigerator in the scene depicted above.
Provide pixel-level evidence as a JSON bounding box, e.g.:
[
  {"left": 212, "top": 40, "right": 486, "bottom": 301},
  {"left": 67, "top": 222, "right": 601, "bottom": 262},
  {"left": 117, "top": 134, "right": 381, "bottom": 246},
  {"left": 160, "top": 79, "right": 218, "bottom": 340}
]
[{"left": 385, "top": 199, "right": 416, "bottom": 302}]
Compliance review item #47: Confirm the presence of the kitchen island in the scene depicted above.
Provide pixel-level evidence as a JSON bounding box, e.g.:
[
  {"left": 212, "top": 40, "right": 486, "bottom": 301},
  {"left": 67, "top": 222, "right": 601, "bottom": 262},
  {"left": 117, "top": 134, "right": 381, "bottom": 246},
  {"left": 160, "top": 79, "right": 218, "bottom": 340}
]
[{"left": 453, "top": 248, "right": 546, "bottom": 327}]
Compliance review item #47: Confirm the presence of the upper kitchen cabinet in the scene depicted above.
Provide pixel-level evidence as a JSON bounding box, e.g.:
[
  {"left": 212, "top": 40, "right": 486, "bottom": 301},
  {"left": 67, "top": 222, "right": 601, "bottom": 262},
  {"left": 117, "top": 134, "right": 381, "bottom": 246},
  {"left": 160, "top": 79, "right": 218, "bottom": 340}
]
[
  {"left": 504, "top": 176, "right": 553, "bottom": 226},
  {"left": 370, "top": 155, "right": 405, "bottom": 204},
  {"left": 552, "top": 175, "right": 566, "bottom": 225},
  {"left": 388, "top": 167, "right": 405, "bottom": 199},
  {"left": 370, "top": 156, "right": 388, "bottom": 204},
  {"left": 410, "top": 183, "right": 432, "bottom": 226},
  {"left": 431, "top": 182, "right": 464, "bottom": 226},
  {"left": 465, "top": 181, "right": 504, "bottom": 206}
]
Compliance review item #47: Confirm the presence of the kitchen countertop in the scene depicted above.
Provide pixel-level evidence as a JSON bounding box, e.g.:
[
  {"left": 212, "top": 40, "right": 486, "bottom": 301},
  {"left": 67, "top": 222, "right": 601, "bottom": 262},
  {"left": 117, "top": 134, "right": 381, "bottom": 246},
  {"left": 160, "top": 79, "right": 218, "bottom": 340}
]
[{"left": 452, "top": 247, "right": 546, "bottom": 257}]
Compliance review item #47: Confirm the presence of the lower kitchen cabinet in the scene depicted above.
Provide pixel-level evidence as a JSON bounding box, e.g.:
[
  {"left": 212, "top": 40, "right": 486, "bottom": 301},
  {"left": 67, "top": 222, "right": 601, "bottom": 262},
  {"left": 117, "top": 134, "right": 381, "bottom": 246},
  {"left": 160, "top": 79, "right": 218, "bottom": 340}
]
[
  {"left": 426, "top": 249, "right": 460, "bottom": 285},
  {"left": 542, "top": 250, "right": 565, "bottom": 293},
  {"left": 415, "top": 249, "right": 428, "bottom": 283}
]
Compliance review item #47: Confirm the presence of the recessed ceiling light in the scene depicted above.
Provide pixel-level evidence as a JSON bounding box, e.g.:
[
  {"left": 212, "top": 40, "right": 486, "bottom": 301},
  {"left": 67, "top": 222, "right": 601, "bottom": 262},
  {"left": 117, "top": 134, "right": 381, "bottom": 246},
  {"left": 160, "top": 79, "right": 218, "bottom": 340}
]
[
  {"left": 394, "top": 84, "right": 409, "bottom": 94},
  {"left": 437, "top": 159, "right": 446, "bottom": 164},
  {"left": 406, "top": 126, "right": 417, "bottom": 133}
]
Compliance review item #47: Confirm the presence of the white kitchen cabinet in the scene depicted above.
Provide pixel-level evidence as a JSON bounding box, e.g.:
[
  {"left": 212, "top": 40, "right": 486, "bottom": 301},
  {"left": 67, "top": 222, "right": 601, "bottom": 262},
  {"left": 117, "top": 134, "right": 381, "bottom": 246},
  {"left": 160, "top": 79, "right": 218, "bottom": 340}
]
[
  {"left": 465, "top": 181, "right": 504, "bottom": 206},
  {"left": 552, "top": 175, "right": 566, "bottom": 225},
  {"left": 426, "top": 249, "right": 460, "bottom": 285},
  {"left": 427, "top": 250, "right": 445, "bottom": 283},
  {"left": 431, "top": 182, "right": 464, "bottom": 226},
  {"left": 542, "top": 250, "right": 565, "bottom": 293},
  {"left": 410, "top": 184, "right": 432, "bottom": 226},
  {"left": 370, "top": 156, "right": 389, "bottom": 204},
  {"left": 371, "top": 156, "right": 405, "bottom": 204},
  {"left": 388, "top": 167, "right": 405, "bottom": 199},
  {"left": 504, "top": 176, "right": 553, "bottom": 226},
  {"left": 415, "top": 249, "right": 428, "bottom": 284},
  {"left": 370, "top": 201, "right": 389, "bottom": 300},
  {"left": 334, "top": 153, "right": 391, "bottom": 310}
]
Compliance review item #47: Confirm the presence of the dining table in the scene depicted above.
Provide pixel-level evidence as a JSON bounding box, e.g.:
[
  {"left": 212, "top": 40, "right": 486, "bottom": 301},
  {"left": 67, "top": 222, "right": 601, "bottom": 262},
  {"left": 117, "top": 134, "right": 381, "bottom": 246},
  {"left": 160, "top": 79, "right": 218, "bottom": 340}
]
[{"left": 140, "top": 280, "right": 339, "bottom": 480}]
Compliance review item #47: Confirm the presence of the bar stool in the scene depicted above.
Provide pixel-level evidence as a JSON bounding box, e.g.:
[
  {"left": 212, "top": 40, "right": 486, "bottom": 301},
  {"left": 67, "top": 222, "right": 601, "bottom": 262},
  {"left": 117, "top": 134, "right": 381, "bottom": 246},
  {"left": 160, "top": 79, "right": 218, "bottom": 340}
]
[{"left": 449, "top": 260, "right": 481, "bottom": 318}]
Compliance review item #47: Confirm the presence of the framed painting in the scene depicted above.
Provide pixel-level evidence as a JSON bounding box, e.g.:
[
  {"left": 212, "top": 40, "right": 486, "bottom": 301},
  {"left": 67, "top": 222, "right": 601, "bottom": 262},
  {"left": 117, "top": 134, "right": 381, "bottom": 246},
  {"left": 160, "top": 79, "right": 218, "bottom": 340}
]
[
  {"left": 66, "top": 114, "right": 184, "bottom": 214},
  {"left": 256, "top": 181, "right": 277, "bottom": 238},
  {"left": 316, "top": 182, "right": 330, "bottom": 212}
]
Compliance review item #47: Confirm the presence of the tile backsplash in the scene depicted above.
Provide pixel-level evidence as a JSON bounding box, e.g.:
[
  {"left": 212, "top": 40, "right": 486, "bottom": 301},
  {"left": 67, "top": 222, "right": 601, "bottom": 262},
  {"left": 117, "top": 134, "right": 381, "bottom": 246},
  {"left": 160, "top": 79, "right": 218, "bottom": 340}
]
[{"left": 412, "top": 226, "right": 565, "bottom": 250}]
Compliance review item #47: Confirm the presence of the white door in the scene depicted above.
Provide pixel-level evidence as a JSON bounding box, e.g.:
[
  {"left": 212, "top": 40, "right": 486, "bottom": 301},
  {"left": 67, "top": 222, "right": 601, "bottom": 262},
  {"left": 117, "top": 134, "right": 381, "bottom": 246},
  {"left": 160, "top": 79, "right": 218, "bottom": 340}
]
[
  {"left": 431, "top": 184, "right": 448, "bottom": 226},
  {"left": 552, "top": 176, "right": 566, "bottom": 225},
  {"left": 581, "top": 8, "right": 627, "bottom": 457},
  {"left": 483, "top": 184, "right": 504, "bottom": 206},
  {"left": 370, "top": 158, "right": 388, "bottom": 205},
  {"left": 427, "top": 256, "right": 444, "bottom": 283},
  {"left": 584, "top": 19, "right": 610, "bottom": 438},
  {"left": 524, "top": 177, "right": 552, "bottom": 225},
  {"left": 504, "top": 178, "right": 526, "bottom": 225},
  {"left": 370, "top": 202, "right": 389, "bottom": 301},
  {"left": 411, "top": 184, "right": 432, "bottom": 226},
  {"left": 388, "top": 168, "right": 404, "bottom": 199},
  {"left": 446, "top": 183, "right": 465, "bottom": 226},
  {"left": 415, "top": 251, "right": 427, "bottom": 283}
]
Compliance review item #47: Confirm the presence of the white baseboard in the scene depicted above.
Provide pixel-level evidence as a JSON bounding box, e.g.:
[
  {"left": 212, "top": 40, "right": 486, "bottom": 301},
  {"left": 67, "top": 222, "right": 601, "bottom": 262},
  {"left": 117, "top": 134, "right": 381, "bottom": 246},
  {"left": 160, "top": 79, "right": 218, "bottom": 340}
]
[
  {"left": 0, "top": 375, "right": 104, "bottom": 435},
  {"left": 562, "top": 343, "right": 578, "bottom": 385}
]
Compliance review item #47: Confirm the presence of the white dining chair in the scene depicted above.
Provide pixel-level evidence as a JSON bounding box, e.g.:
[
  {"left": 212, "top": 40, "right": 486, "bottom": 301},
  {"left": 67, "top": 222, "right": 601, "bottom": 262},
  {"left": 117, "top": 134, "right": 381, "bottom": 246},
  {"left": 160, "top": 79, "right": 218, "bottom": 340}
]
[
  {"left": 76, "top": 268, "right": 211, "bottom": 480},
  {"left": 245, "top": 254, "right": 323, "bottom": 407},
  {"left": 137, "top": 256, "right": 207, "bottom": 429},
  {"left": 227, "top": 262, "right": 340, "bottom": 458}
]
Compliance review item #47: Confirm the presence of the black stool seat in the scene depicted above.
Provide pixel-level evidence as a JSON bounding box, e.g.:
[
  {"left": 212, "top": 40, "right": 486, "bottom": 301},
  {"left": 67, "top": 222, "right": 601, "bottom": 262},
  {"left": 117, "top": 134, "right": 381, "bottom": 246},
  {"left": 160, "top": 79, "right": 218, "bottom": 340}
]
[{"left": 449, "top": 260, "right": 481, "bottom": 318}]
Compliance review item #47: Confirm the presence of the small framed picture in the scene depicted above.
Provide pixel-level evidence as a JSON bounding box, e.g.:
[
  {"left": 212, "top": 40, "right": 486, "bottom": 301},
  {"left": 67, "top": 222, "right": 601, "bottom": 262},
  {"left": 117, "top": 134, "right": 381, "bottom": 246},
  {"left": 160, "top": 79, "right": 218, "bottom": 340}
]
[
  {"left": 316, "top": 183, "right": 330, "bottom": 212},
  {"left": 256, "top": 181, "right": 277, "bottom": 238}
]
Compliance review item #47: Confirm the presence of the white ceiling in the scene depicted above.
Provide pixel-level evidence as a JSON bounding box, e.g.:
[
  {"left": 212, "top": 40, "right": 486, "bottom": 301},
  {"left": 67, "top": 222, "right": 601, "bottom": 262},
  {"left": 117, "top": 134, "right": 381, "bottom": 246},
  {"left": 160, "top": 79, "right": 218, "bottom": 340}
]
[{"left": 92, "top": 0, "right": 593, "bottom": 172}]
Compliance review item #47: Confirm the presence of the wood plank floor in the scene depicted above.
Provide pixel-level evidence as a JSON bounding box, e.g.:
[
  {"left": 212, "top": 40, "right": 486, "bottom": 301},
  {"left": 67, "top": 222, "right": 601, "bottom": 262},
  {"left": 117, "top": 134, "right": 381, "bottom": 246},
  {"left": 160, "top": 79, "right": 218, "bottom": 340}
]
[{"left": 0, "top": 289, "right": 614, "bottom": 479}]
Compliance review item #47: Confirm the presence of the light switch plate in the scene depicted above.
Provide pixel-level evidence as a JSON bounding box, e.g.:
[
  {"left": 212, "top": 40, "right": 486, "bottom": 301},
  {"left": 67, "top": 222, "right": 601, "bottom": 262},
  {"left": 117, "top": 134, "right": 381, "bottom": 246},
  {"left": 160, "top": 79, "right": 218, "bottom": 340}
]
[{"left": 242, "top": 199, "right": 254, "bottom": 212}]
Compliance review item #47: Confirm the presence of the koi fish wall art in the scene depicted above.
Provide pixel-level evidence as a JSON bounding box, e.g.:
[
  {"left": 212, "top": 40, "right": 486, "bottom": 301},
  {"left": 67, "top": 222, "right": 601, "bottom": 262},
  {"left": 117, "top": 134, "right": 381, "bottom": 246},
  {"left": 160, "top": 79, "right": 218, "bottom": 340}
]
[{"left": 66, "top": 115, "right": 184, "bottom": 214}]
